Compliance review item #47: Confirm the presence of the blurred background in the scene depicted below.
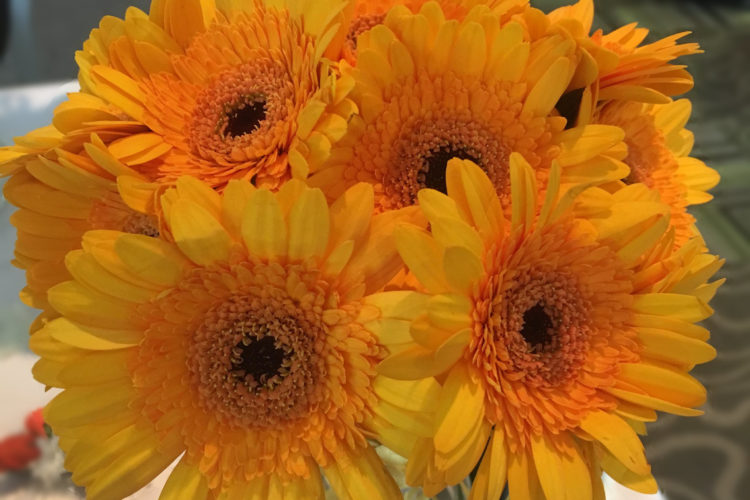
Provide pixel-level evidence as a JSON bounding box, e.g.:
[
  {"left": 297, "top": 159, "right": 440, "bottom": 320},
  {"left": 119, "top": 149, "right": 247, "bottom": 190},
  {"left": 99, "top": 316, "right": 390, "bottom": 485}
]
[{"left": 0, "top": 1, "right": 748, "bottom": 499}]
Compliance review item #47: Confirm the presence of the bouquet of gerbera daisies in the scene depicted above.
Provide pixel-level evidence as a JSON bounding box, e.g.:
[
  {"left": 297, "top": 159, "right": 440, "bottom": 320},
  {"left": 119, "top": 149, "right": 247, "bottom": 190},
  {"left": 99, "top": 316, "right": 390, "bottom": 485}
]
[{"left": 0, "top": 0, "right": 722, "bottom": 498}]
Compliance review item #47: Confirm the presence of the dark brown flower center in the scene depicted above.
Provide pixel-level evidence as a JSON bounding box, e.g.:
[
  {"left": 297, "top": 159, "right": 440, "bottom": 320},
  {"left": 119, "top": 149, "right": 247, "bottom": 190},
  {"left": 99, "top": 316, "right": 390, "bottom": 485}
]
[
  {"left": 224, "top": 96, "right": 267, "bottom": 139},
  {"left": 423, "top": 145, "right": 481, "bottom": 194},
  {"left": 521, "top": 303, "right": 556, "bottom": 354},
  {"left": 231, "top": 335, "right": 288, "bottom": 386}
]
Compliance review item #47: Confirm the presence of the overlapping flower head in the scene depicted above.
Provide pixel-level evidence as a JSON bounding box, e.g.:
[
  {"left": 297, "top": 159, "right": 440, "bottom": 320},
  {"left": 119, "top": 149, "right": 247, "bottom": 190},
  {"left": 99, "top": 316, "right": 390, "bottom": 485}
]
[
  {"left": 372, "top": 157, "right": 722, "bottom": 498},
  {"left": 597, "top": 99, "right": 719, "bottom": 248},
  {"left": 31, "top": 177, "right": 435, "bottom": 499},
  {"left": 75, "top": 0, "right": 355, "bottom": 189},
  {"left": 308, "top": 0, "right": 629, "bottom": 210},
  {"left": 1, "top": 0, "right": 355, "bottom": 330},
  {"left": 547, "top": 0, "right": 719, "bottom": 250}
]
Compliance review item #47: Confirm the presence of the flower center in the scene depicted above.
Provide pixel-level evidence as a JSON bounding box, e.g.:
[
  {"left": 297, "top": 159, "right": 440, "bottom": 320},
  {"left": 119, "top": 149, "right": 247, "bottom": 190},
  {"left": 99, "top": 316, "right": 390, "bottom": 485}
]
[
  {"left": 189, "top": 61, "right": 295, "bottom": 164},
  {"left": 188, "top": 294, "right": 326, "bottom": 426},
  {"left": 383, "top": 115, "right": 506, "bottom": 207},
  {"left": 230, "top": 333, "right": 288, "bottom": 388},
  {"left": 423, "top": 145, "right": 481, "bottom": 194},
  {"left": 223, "top": 95, "right": 267, "bottom": 139},
  {"left": 520, "top": 303, "right": 556, "bottom": 354}
]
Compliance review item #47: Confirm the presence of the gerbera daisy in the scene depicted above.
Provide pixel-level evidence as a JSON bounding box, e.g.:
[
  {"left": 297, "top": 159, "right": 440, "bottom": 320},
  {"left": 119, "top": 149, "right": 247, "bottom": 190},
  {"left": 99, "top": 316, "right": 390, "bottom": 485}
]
[
  {"left": 337, "top": 0, "right": 529, "bottom": 64},
  {"left": 2, "top": 128, "right": 168, "bottom": 333},
  {"left": 597, "top": 99, "right": 719, "bottom": 248},
  {"left": 308, "top": 1, "right": 628, "bottom": 210},
  {"left": 374, "top": 157, "right": 722, "bottom": 498},
  {"left": 549, "top": 0, "right": 700, "bottom": 104},
  {"left": 31, "top": 177, "right": 430, "bottom": 499},
  {"left": 72, "top": 0, "right": 355, "bottom": 190}
]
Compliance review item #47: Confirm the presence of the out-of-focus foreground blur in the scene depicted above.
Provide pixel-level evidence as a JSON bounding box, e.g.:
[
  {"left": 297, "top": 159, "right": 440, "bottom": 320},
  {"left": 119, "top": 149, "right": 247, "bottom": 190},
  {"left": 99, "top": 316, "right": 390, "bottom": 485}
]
[{"left": 0, "top": 1, "right": 748, "bottom": 499}]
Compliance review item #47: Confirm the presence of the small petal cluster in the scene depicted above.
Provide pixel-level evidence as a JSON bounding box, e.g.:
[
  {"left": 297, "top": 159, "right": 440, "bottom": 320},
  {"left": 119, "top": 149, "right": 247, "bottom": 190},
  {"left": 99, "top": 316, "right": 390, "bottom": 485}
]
[{"left": 0, "top": 0, "right": 725, "bottom": 499}]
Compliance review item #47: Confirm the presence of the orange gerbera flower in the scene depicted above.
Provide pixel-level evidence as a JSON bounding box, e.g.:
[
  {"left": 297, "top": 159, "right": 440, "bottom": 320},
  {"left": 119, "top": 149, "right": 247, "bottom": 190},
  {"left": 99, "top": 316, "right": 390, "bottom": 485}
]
[
  {"left": 309, "top": 1, "right": 628, "bottom": 211},
  {"left": 32, "top": 177, "right": 428, "bottom": 499},
  {"left": 598, "top": 99, "right": 719, "bottom": 248},
  {"left": 71, "top": 0, "right": 354, "bottom": 191},
  {"left": 374, "top": 157, "right": 721, "bottom": 498}
]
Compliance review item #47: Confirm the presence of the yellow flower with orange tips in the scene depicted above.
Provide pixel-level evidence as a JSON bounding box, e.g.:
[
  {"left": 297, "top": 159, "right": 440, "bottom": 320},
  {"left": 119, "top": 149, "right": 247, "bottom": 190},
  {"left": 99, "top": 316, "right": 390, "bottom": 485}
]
[
  {"left": 31, "top": 176, "right": 433, "bottom": 499},
  {"left": 597, "top": 99, "right": 719, "bottom": 249},
  {"left": 308, "top": 1, "right": 628, "bottom": 211},
  {"left": 62, "top": 0, "right": 355, "bottom": 191},
  {"left": 372, "top": 157, "right": 722, "bottom": 498}
]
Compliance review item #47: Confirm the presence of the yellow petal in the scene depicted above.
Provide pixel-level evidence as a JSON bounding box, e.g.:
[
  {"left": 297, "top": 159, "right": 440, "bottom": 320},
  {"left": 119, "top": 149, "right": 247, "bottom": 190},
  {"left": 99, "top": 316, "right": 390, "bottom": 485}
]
[
  {"left": 598, "top": 447, "right": 659, "bottom": 495},
  {"left": 373, "top": 376, "right": 441, "bottom": 413},
  {"left": 434, "top": 363, "right": 485, "bottom": 458},
  {"left": 507, "top": 450, "right": 544, "bottom": 500},
  {"left": 175, "top": 175, "right": 222, "bottom": 220},
  {"left": 605, "top": 387, "right": 703, "bottom": 417},
  {"left": 323, "top": 446, "right": 401, "bottom": 500},
  {"left": 633, "top": 293, "right": 713, "bottom": 322},
  {"left": 242, "top": 189, "right": 287, "bottom": 260},
  {"left": 169, "top": 199, "right": 232, "bottom": 266},
  {"left": 48, "top": 281, "right": 135, "bottom": 330},
  {"left": 394, "top": 224, "right": 449, "bottom": 294},
  {"left": 65, "top": 250, "right": 153, "bottom": 303},
  {"left": 469, "top": 427, "right": 508, "bottom": 500},
  {"left": 446, "top": 159, "right": 504, "bottom": 238},
  {"left": 113, "top": 233, "right": 188, "bottom": 287},
  {"left": 287, "top": 187, "right": 330, "bottom": 261},
  {"left": 364, "top": 291, "right": 429, "bottom": 321},
  {"left": 221, "top": 179, "right": 255, "bottom": 238},
  {"left": 443, "top": 246, "right": 483, "bottom": 294},
  {"left": 329, "top": 182, "right": 374, "bottom": 249},
  {"left": 523, "top": 56, "right": 574, "bottom": 116},
  {"left": 163, "top": 0, "right": 215, "bottom": 47},
  {"left": 160, "top": 457, "right": 209, "bottom": 500},
  {"left": 579, "top": 411, "right": 650, "bottom": 476},
  {"left": 617, "top": 362, "right": 706, "bottom": 408}
]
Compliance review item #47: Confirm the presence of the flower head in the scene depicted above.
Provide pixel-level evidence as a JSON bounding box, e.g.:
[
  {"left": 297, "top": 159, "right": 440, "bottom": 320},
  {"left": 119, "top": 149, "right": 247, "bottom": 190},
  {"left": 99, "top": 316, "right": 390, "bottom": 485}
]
[
  {"left": 309, "top": 1, "right": 628, "bottom": 211},
  {"left": 32, "top": 177, "right": 426, "bottom": 499},
  {"left": 71, "top": 0, "right": 354, "bottom": 190},
  {"left": 598, "top": 99, "right": 719, "bottom": 248},
  {"left": 374, "top": 156, "right": 722, "bottom": 498}
]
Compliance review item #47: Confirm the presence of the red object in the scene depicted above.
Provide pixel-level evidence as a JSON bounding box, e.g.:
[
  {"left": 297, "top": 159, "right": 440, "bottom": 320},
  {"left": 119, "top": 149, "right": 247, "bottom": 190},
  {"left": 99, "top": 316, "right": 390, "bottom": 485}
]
[
  {"left": 0, "top": 408, "right": 46, "bottom": 472},
  {"left": 0, "top": 433, "right": 40, "bottom": 471},
  {"left": 25, "top": 408, "right": 46, "bottom": 438}
]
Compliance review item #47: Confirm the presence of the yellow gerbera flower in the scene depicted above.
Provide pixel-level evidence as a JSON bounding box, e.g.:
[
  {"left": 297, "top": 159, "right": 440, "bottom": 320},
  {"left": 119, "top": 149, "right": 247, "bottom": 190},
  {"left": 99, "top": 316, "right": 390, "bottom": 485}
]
[
  {"left": 549, "top": 0, "right": 700, "bottom": 104},
  {"left": 308, "top": 1, "right": 628, "bottom": 210},
  {"left": 598, "top": 99, "right": 719, "bottom": 248},
  {"left": 374, "top": 157, "right": 722, "bottom": 498},
  {"left": 31, "top": 177, "right": 428, "bottom": 499},
  {"left": 337, "top": 0, "right": 529, "bottom": 64},
  {"left": 2, "top": 118, "right": 174, "bottom": 331},
  {"left": 70, "top": 0, "right": 354, "bottom": 190}
]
